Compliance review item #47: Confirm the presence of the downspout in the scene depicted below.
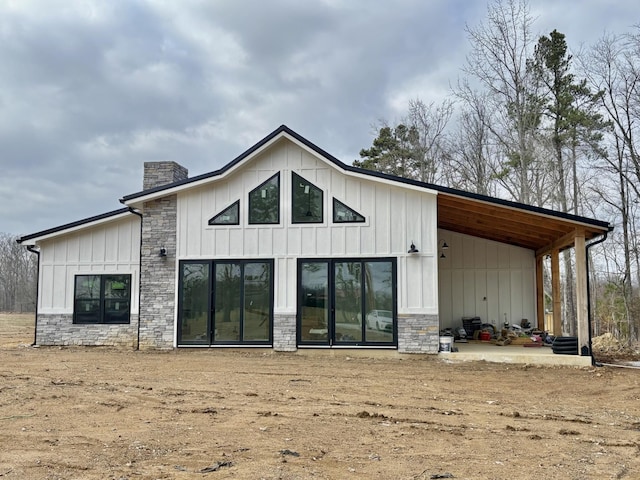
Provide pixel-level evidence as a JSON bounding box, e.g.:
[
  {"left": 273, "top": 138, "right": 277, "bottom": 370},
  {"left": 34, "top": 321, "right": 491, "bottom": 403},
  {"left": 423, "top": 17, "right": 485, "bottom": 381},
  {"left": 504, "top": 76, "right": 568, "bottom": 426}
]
[
  {"left": 128, "top": 207, "right": 143, "bottom": 351},
  {"left": 26, "top": 245, "right": 40, "bottom": 347},
  {"left": 585, "top": 228, "right": 612, "bottom": 366}
]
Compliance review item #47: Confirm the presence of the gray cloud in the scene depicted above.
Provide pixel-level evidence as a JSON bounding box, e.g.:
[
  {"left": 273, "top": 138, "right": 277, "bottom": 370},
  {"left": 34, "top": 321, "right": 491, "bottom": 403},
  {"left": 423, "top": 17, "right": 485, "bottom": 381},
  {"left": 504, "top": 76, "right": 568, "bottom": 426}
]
[{"left": 1, "top": 0, "right": 636, "bottom": 235}]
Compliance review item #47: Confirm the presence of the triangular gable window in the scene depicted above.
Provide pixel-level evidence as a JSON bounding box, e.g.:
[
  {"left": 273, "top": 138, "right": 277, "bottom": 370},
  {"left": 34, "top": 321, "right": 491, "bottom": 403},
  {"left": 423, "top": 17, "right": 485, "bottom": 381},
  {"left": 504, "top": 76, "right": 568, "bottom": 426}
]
[
  {"left": 333, "top": 198, "right": 365, "bottom": 223},
  {"left": 292, "top": 172, "right": 323, "bottom": 223},
  {"left": 249, "top": 173, "right": 280, "bottom": 224},
  {"left": 208, "top": 200, "right": 240, "bottom": 225}
]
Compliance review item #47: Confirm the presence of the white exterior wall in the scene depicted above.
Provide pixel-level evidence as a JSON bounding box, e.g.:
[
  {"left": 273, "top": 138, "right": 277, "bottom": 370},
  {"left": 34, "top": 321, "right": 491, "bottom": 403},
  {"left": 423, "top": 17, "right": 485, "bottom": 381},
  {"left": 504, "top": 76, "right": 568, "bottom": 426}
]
[
  {"left": 437, "top": 229, "right": 536, "bottom": 331},
  {"left": 177, "top": 138, "right": 439, "bottom": 317},
  {"left": 37, "top": 215, "right": 141, "bottom": 314}
]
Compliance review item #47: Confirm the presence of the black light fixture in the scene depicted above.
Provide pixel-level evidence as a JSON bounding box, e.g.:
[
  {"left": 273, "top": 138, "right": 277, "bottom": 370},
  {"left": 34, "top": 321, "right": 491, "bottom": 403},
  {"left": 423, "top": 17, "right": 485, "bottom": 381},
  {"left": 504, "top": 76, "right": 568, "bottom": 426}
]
[
  {"left": 408, "top": 242, "right": 419, "bottom": 254},
  {"left": 439, "top": 240, "right": 449, "bottom": 259},
  {"left": 159, "top": 247, "right": 167, "bottom": 257}
]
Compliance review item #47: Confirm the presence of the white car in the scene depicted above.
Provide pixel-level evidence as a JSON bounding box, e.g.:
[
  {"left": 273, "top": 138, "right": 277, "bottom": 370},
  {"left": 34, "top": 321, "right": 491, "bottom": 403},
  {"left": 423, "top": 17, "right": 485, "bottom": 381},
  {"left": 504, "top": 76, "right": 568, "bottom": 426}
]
[{"left": 366, "top": 310, "right": 393, "bottom": 331}]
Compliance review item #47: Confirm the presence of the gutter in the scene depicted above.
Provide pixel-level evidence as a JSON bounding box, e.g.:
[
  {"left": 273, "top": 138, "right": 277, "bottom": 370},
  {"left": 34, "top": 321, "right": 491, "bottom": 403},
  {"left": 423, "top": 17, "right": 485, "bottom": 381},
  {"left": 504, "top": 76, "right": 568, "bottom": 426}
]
[
  {"left": 585, "top": 228, "right": 612, "bottom": 366},
  {"left": 24, "top": 244, "right": 40, "bottom": 346},
  {"left": 128, "top": 208, "right": 144, "bottom": 351}
]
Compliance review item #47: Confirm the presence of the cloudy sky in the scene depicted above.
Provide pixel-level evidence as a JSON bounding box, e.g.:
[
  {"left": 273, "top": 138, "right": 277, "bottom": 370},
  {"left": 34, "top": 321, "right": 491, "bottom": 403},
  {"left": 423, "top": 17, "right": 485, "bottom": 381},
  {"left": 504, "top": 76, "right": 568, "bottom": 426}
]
[{"left": 2, "top": 0, "right": 637, "bottom": 236}]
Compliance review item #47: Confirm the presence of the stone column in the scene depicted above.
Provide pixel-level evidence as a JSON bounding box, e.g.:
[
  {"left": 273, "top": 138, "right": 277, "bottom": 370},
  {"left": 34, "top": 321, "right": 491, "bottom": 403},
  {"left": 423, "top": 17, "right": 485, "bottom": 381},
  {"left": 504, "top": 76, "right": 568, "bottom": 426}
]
[{"left": 137, "top": 162, "right": 188, "bottom": 349}]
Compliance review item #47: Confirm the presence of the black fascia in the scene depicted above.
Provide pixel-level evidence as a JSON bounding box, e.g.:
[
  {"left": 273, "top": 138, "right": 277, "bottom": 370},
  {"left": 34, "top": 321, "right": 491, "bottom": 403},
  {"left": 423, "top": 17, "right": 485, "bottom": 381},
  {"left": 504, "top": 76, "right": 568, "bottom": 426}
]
[
  {"left": 17, "top": 207, "right": 132, "bottom": 244},
  {"left": 118, "top": 124, "right": 612, "bottom": 231},
  {"left": 119, "top": 125, "right": 354, "bottom": 204}
]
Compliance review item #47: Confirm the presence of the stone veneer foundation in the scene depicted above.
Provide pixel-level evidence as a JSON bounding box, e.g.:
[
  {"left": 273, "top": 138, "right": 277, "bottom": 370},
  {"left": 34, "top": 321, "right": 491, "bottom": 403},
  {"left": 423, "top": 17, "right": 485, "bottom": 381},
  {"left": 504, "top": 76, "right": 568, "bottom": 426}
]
[
  {"left": 35, "top": 314, "right": 139, "bottom": 347},
  {"left": 397, "top": 314, "right": 440, "bottom": 354},
  {"left": 273, "top": 313, "right": 297, "bottom": 351}
]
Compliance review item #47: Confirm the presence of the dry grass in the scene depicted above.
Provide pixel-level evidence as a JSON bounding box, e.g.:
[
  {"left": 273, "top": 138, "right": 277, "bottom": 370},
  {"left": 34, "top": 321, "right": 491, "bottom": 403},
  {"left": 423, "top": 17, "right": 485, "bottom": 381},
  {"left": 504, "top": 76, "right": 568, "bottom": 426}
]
[{"left": 0, "top": 312, "right": 34, "bottom": 347}]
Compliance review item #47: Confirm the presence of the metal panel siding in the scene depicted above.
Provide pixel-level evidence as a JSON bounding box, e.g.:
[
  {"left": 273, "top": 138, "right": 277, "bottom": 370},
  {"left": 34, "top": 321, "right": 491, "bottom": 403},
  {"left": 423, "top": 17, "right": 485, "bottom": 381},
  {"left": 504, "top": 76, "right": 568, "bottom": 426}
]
[
  {"left": 41, "top": 266, "right": 53, "bottom": 310},
  {"left": 463, "top": 237, "right": 475, "bottom": 269},
  {"left": 510, "top": 270, "right": 523, "bottom": 321},
  {"left": 438, "top": 230, "right": 535, "bottom": 330},
  {"left": 117, "top": 223, "right": 131, "bottom": 263},
  {"left": 523, "top": 269, "right": 535, "bottom": 323},
  {"left": 92, "top": 230, "right": 105, "bottom": 262},
  {"left": 439, "top": 269, "right": 452, "bottom": 323},
  {"left": 498, "top": 270, "right": 512, "bottom": 324},
  {"left": 53, "top": 240, "right": 67, "bottom": 263},
  {"left": 451, "top": 270, "right": 464, "bottom": 321},
  {"left": 374, "top": 187, "right": 390, "bottom": 253},
  {"left": 105, "top": 227, "right": 118, "bottom": 262},
  {"left": 36, "top": 216, "right": 140, "bottom": 314},
  {"left": 421, "top": 257, "right": 437, "bottom": 310},
  {"left": 474, "top": 240, "right": 486, "bottom": 269},
  {"left": 463, "top": 270, "right": 475, "bottom": 314},
  {"left": 475, "top": 270, "right": 488, "bottom": 319},
  {"left": 486, "top": 270, "right": 500, "bottom": 324},
  {"left": 390, "top": 189, "right": 406, "bottom": 253}
]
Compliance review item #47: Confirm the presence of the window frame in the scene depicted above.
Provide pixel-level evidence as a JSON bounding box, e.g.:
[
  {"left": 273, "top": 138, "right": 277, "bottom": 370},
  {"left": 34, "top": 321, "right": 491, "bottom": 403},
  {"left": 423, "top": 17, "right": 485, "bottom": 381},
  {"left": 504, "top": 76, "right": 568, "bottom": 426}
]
[
  {"left": 73, "top": 274, "right": 132, "bottom": 325},
  {"left": 208, "top": 200, "right": 240, "bottom": 226},
  {"left": 248, "top": 173, "right": 280, "bottom": 225},
  {"left": 177, "top": 259, "right": 274, "bottom": 346},
  {"left": 296, "top": 257, "right": 397, "bottom": 347},
  {"left": 333, "top": 198, "right": 366, "bottom": 223},
  {"left": 291, "top": 171, "right": 324, "bottom": 224}
]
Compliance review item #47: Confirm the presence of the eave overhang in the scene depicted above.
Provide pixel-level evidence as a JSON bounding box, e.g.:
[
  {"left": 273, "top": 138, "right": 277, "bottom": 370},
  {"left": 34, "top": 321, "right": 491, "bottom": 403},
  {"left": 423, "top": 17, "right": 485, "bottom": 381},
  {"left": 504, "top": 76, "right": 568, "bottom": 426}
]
[{"left": 17, "top": 208, "right": 133, "bottom": 246}]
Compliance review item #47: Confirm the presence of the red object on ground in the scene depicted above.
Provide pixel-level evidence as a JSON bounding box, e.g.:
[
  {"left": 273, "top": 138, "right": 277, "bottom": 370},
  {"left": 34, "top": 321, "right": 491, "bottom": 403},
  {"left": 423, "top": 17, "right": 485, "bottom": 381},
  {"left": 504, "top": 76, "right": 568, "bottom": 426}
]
[{"left": 480, "top": 332, "right": 491, "bottom": 341}]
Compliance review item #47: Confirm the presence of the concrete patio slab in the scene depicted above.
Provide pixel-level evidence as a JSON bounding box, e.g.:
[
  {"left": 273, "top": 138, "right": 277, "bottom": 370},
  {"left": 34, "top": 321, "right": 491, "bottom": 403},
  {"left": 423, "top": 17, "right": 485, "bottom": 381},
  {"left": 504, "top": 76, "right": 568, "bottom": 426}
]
[{"left": 439, "top": 340, "right": 593, "bottom": 367}]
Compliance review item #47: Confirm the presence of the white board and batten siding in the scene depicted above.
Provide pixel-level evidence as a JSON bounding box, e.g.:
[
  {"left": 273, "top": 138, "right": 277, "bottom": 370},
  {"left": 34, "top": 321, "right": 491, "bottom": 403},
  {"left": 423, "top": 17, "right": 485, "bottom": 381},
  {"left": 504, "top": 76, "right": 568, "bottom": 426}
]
[
  {"left": 37, "top": 216, "right": 141, "bottom": 314},
  {"left": 437, "top": 229, "right": 536, "bottom": 331},
  {"left": 177, "top": 138, "right": 439, "bottom": 316}
]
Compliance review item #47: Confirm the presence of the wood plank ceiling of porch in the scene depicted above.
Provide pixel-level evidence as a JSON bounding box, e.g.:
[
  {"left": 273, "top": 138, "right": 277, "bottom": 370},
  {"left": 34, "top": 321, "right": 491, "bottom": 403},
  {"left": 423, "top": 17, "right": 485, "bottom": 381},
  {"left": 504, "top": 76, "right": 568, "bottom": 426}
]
[{"left": 436, "top": 192, "right": 609, "bottom": 254}]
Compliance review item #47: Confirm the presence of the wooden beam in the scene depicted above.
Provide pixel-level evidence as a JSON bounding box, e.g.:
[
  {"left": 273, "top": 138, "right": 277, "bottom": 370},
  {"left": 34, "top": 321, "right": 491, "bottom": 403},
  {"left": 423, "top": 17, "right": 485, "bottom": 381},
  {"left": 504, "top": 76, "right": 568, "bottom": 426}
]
[
  {"left": 536, "top": 229, "right": 580, "bottom": 257},
  {"left": 536, "top": 255, "right": 544, "bottom": 330},
  {"left": 551, "top": 248, "right": 562, "bottom": 336},
  {"left": 575, "top": 230, "right": 589, "bottom": 356}
]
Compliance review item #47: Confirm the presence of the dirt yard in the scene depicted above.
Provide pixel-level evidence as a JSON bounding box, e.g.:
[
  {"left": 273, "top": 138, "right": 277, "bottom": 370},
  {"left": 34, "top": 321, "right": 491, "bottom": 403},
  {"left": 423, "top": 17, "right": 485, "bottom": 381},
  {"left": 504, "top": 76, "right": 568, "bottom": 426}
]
[{"left": 1, "top": 314, "right": 639, "bottom": 480}]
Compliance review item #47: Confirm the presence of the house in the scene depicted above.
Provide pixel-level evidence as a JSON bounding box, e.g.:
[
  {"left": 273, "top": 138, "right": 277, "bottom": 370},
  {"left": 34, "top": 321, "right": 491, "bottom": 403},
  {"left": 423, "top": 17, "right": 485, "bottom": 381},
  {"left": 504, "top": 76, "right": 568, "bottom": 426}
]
[{"left": 17, "top": 125, "right": 612, "bottom": 356}]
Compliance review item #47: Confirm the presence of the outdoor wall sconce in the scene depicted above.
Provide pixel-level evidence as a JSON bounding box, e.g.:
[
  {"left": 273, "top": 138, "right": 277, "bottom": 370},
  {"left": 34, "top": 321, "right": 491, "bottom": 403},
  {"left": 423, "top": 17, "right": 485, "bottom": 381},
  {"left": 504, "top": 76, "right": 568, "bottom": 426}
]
[
  {"left": 440, "top": 241, "right": 449, "bottom": 259},
  {"left": 408, "top": 242, "right": 419, "bottom": 254},
  {"left": 159, "top": 247, "right": 167, "bottom": 258}
]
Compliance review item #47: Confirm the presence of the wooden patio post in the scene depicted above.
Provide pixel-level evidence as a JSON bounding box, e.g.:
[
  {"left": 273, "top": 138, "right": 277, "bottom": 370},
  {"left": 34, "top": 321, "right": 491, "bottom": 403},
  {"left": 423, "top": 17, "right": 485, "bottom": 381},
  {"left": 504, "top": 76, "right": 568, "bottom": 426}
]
[
  {"left": 551, "top": 248, "right": 561, "bottom": 336},
  {"left": 574, "top": 229, "right": 588, "bottom": 356},
  {"left": 536, "top": 255, "right": 544, "bottom": 330}
]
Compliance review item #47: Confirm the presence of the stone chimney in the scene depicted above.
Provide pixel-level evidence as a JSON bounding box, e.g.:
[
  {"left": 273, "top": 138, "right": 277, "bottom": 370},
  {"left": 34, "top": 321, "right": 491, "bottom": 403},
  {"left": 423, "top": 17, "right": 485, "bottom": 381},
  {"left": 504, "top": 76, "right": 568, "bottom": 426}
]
[{"left": 143, "top": 162, "right": 188, "bottom": 190}]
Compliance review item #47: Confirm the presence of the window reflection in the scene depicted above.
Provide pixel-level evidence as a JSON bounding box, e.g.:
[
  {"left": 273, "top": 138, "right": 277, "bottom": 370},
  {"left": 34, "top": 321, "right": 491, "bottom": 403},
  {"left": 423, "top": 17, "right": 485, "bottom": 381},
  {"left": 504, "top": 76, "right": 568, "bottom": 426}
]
[{"left": 179, "top": 263, "right": 210, "bottom": 343}]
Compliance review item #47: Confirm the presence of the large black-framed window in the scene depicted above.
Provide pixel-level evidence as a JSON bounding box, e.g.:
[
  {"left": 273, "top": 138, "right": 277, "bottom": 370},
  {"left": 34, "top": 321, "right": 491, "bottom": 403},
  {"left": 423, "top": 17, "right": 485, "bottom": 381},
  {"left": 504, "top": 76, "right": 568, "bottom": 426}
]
[
  {"left": 73, "top": 274, "right": 131, "bottom": 324},
  {"left": 178, "top": 259, "right": 274, "bottom": 346},
  {"left": 292, "top": 172, "right": 323, "bottom": 223},
  {"left": 249, "top": 173, "right": 280, "bottom": 224},
  {"left": 297, "top": 258, "right": 396, "bottom": 347}
]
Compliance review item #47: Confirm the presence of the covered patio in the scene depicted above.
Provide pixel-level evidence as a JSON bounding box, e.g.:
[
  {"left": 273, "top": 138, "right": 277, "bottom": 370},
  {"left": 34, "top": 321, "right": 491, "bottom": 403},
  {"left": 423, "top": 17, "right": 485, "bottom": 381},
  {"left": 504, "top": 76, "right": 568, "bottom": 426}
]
[{"left": 435, "top": 187, "right": 612, "bottom": 362}]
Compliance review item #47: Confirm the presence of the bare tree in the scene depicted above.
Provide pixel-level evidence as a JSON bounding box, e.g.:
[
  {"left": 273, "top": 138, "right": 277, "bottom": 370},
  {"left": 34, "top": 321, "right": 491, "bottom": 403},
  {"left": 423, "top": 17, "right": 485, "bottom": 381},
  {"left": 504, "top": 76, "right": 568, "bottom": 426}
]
[
  {"left": 578, "top": 29, "right": 640, "bottom": 340},
  {"left": 406, "top": 98, "right": 454, "bottom": 184},
  {"left": 0, "top": 234, "right": 38, "bottom": 312},
  {"left": 461, "top": 0, "right": 543, "bottom": 204}
]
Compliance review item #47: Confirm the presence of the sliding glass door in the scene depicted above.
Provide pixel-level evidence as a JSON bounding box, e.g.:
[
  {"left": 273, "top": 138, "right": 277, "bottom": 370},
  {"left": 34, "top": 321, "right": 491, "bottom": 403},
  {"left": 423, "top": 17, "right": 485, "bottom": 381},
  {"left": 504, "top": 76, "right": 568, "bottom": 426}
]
[
  {"left": 298, "top": 258, "right": 396, "bottom": 347},
  {"left": 178, "top": 260, "right": 273, "bottom": 346}
]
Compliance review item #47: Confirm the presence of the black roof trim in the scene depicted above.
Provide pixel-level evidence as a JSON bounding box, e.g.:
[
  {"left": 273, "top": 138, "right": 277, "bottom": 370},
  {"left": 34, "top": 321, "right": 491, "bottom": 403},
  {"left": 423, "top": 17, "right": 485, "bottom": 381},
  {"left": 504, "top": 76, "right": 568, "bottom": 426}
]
[
  {"left": 120, "top": 125, "right": 352, "bottom": 203},
  {"left": 17, "top": 207, "right": 132, "bottom": 244},
  {"left": 119, "top": 124, "right": 611, "bottom": 231}
]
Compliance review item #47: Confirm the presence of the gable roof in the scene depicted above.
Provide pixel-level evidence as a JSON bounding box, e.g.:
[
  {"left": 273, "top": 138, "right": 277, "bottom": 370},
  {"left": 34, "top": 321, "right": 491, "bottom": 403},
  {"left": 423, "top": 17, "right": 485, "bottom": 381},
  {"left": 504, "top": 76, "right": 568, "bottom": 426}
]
[
  {"left": 17, "top": 208, "right": 134, "bottom": 245},
  {"left": 119, "top": 124, "right": 611, "bottom": 253}
]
